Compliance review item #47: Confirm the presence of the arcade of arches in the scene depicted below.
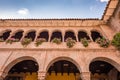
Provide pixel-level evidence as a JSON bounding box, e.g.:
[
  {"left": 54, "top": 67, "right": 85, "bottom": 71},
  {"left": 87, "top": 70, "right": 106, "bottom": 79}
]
[
  {"left": 0, "top": 29, "right": 103, "bottom": 42},
  {"left": 2, "top": 57, "right": 120, "bottom": 80}
]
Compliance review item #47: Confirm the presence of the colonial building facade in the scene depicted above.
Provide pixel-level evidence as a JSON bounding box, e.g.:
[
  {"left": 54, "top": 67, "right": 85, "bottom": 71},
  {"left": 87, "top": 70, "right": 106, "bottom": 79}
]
[{"left": 0, "top": 0, "right": 120, "bottom": 80}]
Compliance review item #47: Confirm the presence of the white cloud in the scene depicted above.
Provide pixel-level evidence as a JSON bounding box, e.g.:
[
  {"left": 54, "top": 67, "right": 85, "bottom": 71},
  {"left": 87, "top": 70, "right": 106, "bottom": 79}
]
[
  {"left": 99, "top": 0, "right": 109, "bottom": 2},
  {"left": 17, "top": 8, "right": 29, "bottom": 15}
]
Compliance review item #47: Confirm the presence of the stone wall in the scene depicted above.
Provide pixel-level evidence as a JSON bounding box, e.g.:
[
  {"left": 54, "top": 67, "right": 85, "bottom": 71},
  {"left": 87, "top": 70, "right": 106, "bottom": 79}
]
[
  {"left": 0, "top": 48, "right": 120, "bottom": 79},
  {"left": 109, "top": 2, "right": 120, "bottom": 32}
]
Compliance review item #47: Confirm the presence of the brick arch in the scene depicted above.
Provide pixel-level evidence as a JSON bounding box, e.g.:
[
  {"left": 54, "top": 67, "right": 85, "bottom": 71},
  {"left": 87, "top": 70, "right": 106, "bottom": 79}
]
[
  {"left": 11, "top": 29, "right": 24, "bottom": 36},
  {"left": 37, "top": 30, "right": 49, "bottom": 41},
  {"left": 89, "top": 57, "right": 120, "bottom": 72},
  {"left": 24, "top": 30, "right": 36, "bottom": 41},
  {"left": 52, "top": 29, "right": 62, "bottom": 33},
  {"left": 64, "top": 30, "right": 76, "bottom": 41},
  {"left": 25, "top": 29, "right": 36, "bottom": 34},
  {"left": 78, "top": 30, "right": 90, "bottom": 41},
  {"left": 46, "top": 57, "right": 81, "bottom": 73},
  {"left": 90, "top": 29, "right": 103, "bottom": 41},
  {"left": 90, "top": 29, "right": 103, "bottom": 37},
  {"left": 50, "top": 30, "right": 62, "bottom": 41},
  {"left": 1, "top": 56, "right": 39, "bottom": 78},
  {"left": 78, "top": 29, "right": 88, "bottom": 33},
  {"left": 0, "top": 29, "right": 12, "bottom": 35},
  {"left": 39, "top": 29, "right": 49, "bottom": 34}
]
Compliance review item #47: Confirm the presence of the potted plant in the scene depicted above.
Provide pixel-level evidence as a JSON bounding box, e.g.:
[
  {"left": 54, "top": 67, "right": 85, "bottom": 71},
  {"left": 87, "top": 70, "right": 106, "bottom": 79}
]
[
  {"left": 21, "top": 38, "right": 32, "bottom": 47},
  {"left": 112, "top": 33, "right": 120, "bottom": 50},
  {"left": 81, "top": 38, "right": 89, "bottom": 47},
  {"left": 6, "top": 38, "right": 19, "bottom": 44},
  {"left": 66, "top": 37, "right": 76, "bottom": 48},
  {"left": 52, "top": 38, "right": 61, "bottom": 44},
  {"left": 35, "top": 38, "right": 46, "bottom": 47},
  {"left": 95, "top": 37, "right": 110, "bottom": 48}
]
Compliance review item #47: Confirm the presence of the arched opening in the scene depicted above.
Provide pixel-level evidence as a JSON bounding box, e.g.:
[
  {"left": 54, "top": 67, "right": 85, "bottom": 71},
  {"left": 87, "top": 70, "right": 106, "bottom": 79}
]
[
  {"left": 0, "top": 30, "right": 11, "bottom": 41},
  {"left": 25, "top": 31, "right": 36, "bottom": 41},
  {"left": 89, "top": 60, "right": 120, "bottom": 80},
  {"left": 78, "top": 31, "right": 90, "bottom": 41},
  {"left": 91, "top": 31, "right": 102, "bottom": 42},
  {"left": 50, "top": 31, "right": 62, "bottom": 42},
  {"left": 5, "top": 60, "right": 39, "bottom": 80},
  {"left": 64, "top": 31, "right": 76, "bottom": 41},
  {"left": 37, "top": 31, "right": 49, "bottom": 41},
  {"left": 11, "top": 30, "right": 24, "bottom": 41},
  {"left": 46, "top": 60, "right": 81, "bottom": 80}
]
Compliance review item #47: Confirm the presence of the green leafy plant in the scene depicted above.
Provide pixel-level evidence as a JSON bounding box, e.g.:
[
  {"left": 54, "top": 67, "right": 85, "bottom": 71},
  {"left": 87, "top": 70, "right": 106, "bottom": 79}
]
[
  {"left": 6, "top": 38, "right": 19, "bottom": 44},
  {"left": 112, "top": 33, "right": 120, "bottom": 50},
  {"left": 35, "top": 38, "right": 46, "bottom": 47},
  {"left": 81, "top": 38, "right": 89, "bottom": 47},
  {"left": 95, "top": 37, "right": 110, "bottom": 48},
  {"left": 52, "top": 38, "right": 61, "bottom": 44},
  {"left": 66, "top": 37, "right": 76, "bottom": 48},
  {"left": 21, "top": 38, "right": 32, "bottom": 47}
]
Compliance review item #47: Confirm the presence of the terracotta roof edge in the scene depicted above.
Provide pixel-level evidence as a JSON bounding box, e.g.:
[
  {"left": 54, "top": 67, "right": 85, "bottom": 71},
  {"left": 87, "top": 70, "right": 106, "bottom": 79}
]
[{"left": 0, "top": 18, "right": 101, "bottom": 21}]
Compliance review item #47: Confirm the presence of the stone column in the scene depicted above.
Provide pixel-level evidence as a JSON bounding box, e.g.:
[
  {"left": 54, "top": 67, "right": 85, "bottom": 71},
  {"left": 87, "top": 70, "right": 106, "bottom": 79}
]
[
  {"left": 6, "top": 32, "right": 13, "bottom": 40},
  {"left": 48, "top": 31, "right": 52, "bottom": 42},
  {"left": 20, "top": 32, "right": 26, "bottom": 41},
  {"left": 34, "top": 31, "right": 39, "bottom": 41},
  {"left": 75, "top": 32, "right": 79, "bottom": 42},
  {"left": 62, "top": 31, "right": 65, "bottom": 42},
  {"left": 88, "top": 31, "right": 93, "bottom": 42},
  {"left": 38, "top": 71, "right": 46, "bottom": 80},
  {"left": 81, "top": 72, "right": 91, "bottom": 80}
]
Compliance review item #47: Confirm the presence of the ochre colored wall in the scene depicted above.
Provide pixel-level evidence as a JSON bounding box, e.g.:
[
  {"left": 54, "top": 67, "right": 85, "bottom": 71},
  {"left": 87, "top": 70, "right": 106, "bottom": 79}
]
[
  {"left": 7, "top": 72, "right": 38, "bottom": 80},
  {"left": 46, "top": 72, "right": 80, "bottom": 80},
  {"left": 25, "top": 72, "right": 37, "bottom": 80}
]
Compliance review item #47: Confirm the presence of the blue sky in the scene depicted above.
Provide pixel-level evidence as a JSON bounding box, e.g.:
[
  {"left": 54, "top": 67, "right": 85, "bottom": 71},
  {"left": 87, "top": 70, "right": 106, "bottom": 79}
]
[{"left": 0, "top": 0, "right": 109, "bottom": 19}]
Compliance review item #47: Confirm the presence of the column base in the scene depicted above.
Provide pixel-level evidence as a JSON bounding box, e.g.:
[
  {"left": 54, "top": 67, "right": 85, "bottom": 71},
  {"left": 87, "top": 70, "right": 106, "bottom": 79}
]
[
  {"left": 38, "top": 71, "right": 46, "bottom": 80},
  {"left": 81, "top": 72, "right": 90, "bottom": 80}
]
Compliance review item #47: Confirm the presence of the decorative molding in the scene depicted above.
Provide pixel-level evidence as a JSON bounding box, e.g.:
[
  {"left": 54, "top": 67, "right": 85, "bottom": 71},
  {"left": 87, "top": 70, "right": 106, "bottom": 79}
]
[
  {"left": 0, "top": 48, "right": 117, "bottom": 52},
  {"left": 0, "top": 20, "right": 103, "bottom": 27}
]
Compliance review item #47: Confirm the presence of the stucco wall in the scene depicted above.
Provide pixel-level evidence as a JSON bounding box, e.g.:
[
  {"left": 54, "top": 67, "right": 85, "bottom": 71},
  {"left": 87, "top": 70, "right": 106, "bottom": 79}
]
[
  {"left": 0, "top": 48, "right": 120, "bottom": 78},
  {"left": 109, "top": 2, "right": 120, "bottom": 32}
]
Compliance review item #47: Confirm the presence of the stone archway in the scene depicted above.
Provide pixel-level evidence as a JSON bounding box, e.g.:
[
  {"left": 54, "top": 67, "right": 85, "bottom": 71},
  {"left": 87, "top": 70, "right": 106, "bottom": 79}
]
[
  {"left": 46, "top": 57, "right": 81, "bottom": 80},
  {"left": 2, "top": 56, "right": 39, "bottom": 80},
  {"left": 89, "top": 57, "right": 120, "bottom": 80}
]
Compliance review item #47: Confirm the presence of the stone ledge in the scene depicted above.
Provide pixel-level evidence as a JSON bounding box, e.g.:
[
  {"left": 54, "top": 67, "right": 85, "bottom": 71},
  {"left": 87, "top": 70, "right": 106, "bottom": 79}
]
[{"left": 0, "top": 42, "right": 117, "bottom": 52}]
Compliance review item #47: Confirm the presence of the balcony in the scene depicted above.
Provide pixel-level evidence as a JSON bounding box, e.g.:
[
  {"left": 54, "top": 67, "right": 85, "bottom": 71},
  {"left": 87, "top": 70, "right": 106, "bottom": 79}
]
[{"left": 0, "top": 42, "right": 115, "bottom": 50}]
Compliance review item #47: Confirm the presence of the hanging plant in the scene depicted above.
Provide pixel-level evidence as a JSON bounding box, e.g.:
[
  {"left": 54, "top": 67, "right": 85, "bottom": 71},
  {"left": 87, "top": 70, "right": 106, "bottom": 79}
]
[
  {"left": 112, "top": 33, "right": 120, "bottom": 50},
  {"left": 52, "top": 38, "right": 61, "bottom": 44},
  {"left": 81, "top": 38, "right": 89, "bottom": 47},
  {"left": 6, "top": 38, "right": 19, "bottom": 44},
  {"left": 35, "top": 38, "right": 46, "bottom": 47},
  {"left": 66, "top": 37, "right": 76, "bottom": 48},
  {"left": 95, "top": 37, "right": 110, "bottom": 48},
  {"left": 21, "top": 38, "right": 32, "bottom": 47}
]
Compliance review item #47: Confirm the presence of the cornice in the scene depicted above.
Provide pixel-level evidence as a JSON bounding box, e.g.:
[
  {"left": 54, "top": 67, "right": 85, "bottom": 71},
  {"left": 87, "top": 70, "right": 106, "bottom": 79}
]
[
  {"left": 0, "top": 19, "right": 103, "bottom": 27},
  {"left": 0, "top": 48, "right": 117, "bottom": 52}
]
